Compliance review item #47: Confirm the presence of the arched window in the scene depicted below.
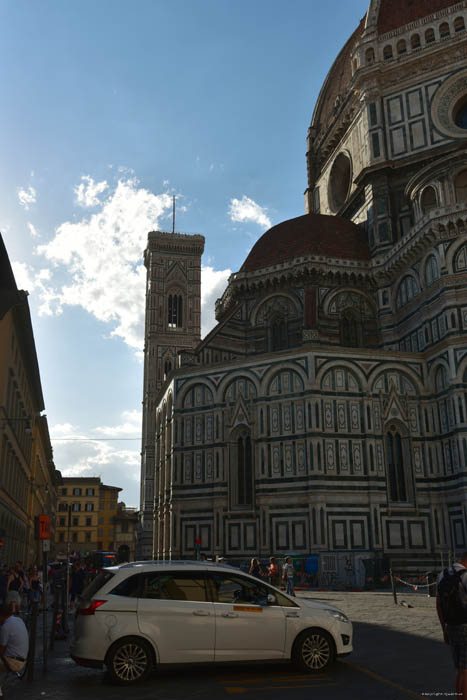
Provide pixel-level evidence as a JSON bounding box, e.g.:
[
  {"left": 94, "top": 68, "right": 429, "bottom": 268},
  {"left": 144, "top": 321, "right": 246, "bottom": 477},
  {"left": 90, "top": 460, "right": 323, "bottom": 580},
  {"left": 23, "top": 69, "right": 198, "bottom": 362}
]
[
  {"left": 454, "top": 16, "right": 465, "bottom": 32},
  {"left": 340, "top": 310, "right": 363, "bottom": 347},
  {"left": 425, "top": 28, "right": 435, "bottom": 43},
  {"left": 421, "top": 186, "right": 438, "bottom": 213},
  {"left": 397, "top": 39, "right": 407, "bottom": 55},
  {"left": 454, "top": 243, "right": 467, "bottom": 272},
  {"left": 163, "top": 359, "right": 172, "bottom": 380},
  {"left": 435, "top": 365, "right": 448, "bottom": 392},
  {"left": 439, "top": 22, "right": 450, "bottom": 38},
  {"left": 425, "top": 255, "right": 440, "bottom": 286},
  {"left": 365, "top": 47, "right": 375, "bottom": 64},
  {"left": 396, "top": 275, "right": 419, "bottom": 310},
  {"left": 383, "top": 45, "right": 393, "bottom": 60},
  {"left": 455, "top": 170, "right": 467, "bottom": 202},
  {"left": 270, "top": 318, "right": 288, "bottom": 351},
  {"left": 411, "top": 33, "right": 421, "bottom": 49},
  {"left": 386, "top": 429, "right": 407, "bottom": 502},
  {"left": 230, "top": 427, "right": 253, "bottom": 509},
  {"left": 168, "top": 294, "right": 183, "bottom": 328}
]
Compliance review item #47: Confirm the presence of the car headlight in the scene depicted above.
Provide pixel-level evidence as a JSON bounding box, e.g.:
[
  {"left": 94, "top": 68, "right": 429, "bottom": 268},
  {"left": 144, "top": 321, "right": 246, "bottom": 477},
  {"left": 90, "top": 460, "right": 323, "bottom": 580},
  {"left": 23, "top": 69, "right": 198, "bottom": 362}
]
[{"left": 328, "top": 611, "right": 350, "bottom": 624}]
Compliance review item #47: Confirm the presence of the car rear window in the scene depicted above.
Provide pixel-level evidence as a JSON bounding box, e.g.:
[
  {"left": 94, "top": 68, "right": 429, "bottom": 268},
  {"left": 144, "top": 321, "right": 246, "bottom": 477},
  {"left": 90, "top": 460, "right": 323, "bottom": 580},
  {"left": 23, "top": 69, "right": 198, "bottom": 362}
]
[
  {"left": 109, "top": 574, "right": 141, "bottom": 598},
  {"left": 82, "top": 570, "right": 115, "bottom": 599}
]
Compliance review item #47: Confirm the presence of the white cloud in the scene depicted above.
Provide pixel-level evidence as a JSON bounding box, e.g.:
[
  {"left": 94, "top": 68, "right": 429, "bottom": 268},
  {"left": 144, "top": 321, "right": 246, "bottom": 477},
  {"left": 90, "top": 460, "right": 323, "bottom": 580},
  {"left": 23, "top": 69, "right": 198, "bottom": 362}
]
[
  {"left": 17, "top": 186, "right": 36, "bottom": 210},
  {"left": 28, "top": 222, "right": 39, "bottom": 238},
  {"left": 228, "top": 195, "right": 271, "bottom": 229},
  {"left": 94, "top": 409, "right": 141, "bottom": 437},
  {"left": 74, "top": 176, "right": 109, "bottom": 207},
  {"left": 49, "top": 416, "right": 141, "bottom": 506},
  {"left": 201, "top": 265, "right": 230, "bottom": 337},
  {"left": 10, "top": 261, "right": 54, "bottom": 313},
  {"left": 36, "top": 177, "right": 173, "bottom": 352}
]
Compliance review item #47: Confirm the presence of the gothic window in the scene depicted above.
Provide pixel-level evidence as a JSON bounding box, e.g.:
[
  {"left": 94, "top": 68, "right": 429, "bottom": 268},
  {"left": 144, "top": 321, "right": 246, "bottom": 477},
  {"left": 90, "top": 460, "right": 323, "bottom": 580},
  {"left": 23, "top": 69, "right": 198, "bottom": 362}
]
[
  {"left": 435, "top": 365, "right": 448, "bottom": 392},
  {"left": 386, "top": 429, "right": 407, "bottom": 502},
  {"left": 425, "top": 255, "right": 440, "bottom": 286},
  {"left": 455, "top": 170, "right": 467, "bottom": 201},
  {"left": 455, "top": 17, "right": 465, "bottom": 32},
  {"left": 340, "top": 310, "right": 362, "bottom": 347},
  {"left": 454, "top": 243, "right": 467, "bottom": 272},
  {"left": 270, "top": 318, "right": 288, "bottom": 351},
  {"left": 411, "top": 33, "right": 421, "bottom": 49},
  {"left": 425, "top": 28, "right": 435, "bottom": 43},
  {"left": 396, "top": 275, "right": 419, "bottom": 310},
  {"left": 168, "top": 294, "right": 183, "bottom": 328},
  {"left": 421, "top": 186, "right": 437, "bottom": 213},
  {"left": 229, "top": 427, "right": 253, "bottom": 509},
  {"left": 164, "top": 359, "right": 173, "bottom": 380}
]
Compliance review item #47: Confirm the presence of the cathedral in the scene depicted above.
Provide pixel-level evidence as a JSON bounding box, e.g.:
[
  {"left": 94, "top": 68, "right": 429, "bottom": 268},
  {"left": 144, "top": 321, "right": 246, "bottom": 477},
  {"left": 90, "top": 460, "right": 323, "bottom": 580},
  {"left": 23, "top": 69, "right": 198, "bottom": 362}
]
[{"left": 139, "top": 0, "right": 467, "bottom": 580}]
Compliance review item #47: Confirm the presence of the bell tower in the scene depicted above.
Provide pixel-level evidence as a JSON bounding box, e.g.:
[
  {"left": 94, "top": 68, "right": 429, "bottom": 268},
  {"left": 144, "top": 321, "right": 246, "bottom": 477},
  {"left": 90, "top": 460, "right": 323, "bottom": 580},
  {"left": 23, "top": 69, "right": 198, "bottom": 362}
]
[{"left": 139, "top": 230, "right": 205, "bottom": 558}]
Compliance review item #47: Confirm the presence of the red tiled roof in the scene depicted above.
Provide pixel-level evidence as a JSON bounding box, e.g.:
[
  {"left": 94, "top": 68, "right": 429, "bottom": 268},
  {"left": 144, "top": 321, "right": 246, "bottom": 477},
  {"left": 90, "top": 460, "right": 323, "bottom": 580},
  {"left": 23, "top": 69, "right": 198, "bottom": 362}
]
[
  {"left": 377, "top": 0, "right": 456, "bottom": 34},
  {"left": 312, "top": 17, "right": 365, "bottom": 135},
  {"left": 240, "top": 213, "right": 370, "bottom": 273}
]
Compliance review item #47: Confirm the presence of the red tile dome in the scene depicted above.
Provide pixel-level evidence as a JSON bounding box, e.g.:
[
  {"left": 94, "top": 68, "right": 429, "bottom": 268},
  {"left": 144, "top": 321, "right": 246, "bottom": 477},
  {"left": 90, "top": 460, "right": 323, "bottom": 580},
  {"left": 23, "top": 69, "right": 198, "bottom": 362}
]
[{"left": 240, "top": 213, "right": 370, "bottom": 273}]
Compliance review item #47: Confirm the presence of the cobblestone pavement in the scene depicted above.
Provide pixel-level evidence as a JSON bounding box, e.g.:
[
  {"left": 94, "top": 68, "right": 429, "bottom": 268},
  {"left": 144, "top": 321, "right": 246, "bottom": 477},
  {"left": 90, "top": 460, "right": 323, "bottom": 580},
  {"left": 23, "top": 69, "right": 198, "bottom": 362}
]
[{"left": 5, "top": 590, "right": 455, "bottom": 700}]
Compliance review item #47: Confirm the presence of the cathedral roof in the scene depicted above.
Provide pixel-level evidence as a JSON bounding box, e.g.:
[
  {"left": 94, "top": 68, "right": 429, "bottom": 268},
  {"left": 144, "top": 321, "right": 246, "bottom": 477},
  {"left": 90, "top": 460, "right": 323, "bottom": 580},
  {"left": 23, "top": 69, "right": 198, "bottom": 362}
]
[
  {"left": 240, "top": 213, "right": 370, "bottom": 273},
  {"left": 377, "top": 0, "right": 456, "bottom": 34}
]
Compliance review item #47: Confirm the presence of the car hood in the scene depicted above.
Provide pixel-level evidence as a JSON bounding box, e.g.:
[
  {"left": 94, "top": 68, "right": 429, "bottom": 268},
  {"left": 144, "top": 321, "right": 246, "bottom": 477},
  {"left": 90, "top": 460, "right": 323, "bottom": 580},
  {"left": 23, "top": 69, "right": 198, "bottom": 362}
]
[{"left": 298, "top": 597, "right": 346, "bottom": 615}]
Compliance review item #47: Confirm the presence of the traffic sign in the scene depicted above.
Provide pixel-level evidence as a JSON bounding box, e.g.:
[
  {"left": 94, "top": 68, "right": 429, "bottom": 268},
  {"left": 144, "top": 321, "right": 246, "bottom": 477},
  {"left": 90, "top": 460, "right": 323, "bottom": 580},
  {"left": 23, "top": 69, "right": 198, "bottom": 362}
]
[
  {"left": 38, "top": 515, "right": 51, "bottom": 540},
  {"left": 42, "top": 539, "right": 51, "bottom": 552}
]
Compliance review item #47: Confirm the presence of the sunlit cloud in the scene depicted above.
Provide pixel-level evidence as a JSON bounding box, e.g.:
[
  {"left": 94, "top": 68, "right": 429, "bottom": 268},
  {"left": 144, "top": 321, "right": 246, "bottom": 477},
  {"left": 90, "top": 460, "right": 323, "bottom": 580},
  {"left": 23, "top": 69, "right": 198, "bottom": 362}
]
[
  {"left": 74, "top": 176, "right": 108, "bottom": 207},
  {"left": 17, "top": 186, "right": 36, "bottom": 210},
  {"left": 28, "top": 222, "right": 40, "bottom": 238},
  {"left": 228, "top": 195, "right": 271, "bottom": 229}
]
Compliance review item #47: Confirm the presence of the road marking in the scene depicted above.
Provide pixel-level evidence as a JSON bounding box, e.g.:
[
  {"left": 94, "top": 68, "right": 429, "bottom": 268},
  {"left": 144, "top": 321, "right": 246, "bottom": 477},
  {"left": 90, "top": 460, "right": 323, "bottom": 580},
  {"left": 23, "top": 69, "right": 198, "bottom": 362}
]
[
  {"left": 341, "top": 661, "right": 426, "bottom": 699},
  {"left": 220, "top": 675, "right": 327, "bottom": 683}
]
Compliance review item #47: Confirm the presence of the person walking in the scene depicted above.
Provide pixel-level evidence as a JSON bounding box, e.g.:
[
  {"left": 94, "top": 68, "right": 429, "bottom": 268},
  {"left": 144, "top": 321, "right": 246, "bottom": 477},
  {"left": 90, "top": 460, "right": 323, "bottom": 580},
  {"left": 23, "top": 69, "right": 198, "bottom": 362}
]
[
  {"left": 437, "top": 551, "right": 467, "bottom": 700},
  {"left": 249, "top": 558, "right": 263, "bottom": 579},
  {"left": 5, "top": 567, "right": 23, "bottom": 614},
  {"left": 282, "top": 556, "right": 295, "bottom": 596},
  {"left": 268, "top": 557, "right": 279, "bottom": 587},
  {"left": 69, "top": 562, "right": 85, "bottom": 607}
]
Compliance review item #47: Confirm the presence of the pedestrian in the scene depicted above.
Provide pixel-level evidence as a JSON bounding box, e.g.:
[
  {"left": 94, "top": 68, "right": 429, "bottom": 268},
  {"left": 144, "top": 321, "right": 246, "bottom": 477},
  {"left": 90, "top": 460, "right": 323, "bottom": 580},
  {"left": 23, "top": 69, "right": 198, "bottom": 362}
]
[
  {"left": 282, "top": 556, "right": 295, "bottom": 596},
  {"left": 5, "top": 567, "right": 22, "bottom": 614},
  {"left": 268, "top": 557, "right": 279, "bottom": 587},
  {"left": 0, "top": 603, "right": 28, "bottom": 675},
  {"left": 28, "top": 567, "right": 42, "bottom": 610},
  {"left": 437, "top": 551, "right": 467, "bottom": 700},
  {"left": 70, "top": 562, "right": 85, "bottom": 607},
  {"left": 249, "top": 558, "right": 263, "bottom": 579}
]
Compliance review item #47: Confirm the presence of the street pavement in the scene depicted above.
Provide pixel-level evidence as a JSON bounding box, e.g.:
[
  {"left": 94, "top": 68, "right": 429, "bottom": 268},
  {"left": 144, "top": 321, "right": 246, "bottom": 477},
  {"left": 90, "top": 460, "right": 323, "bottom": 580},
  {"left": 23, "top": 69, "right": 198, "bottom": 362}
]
[{"left": 5, "top": 590, "right": 454, "bottom": 700}]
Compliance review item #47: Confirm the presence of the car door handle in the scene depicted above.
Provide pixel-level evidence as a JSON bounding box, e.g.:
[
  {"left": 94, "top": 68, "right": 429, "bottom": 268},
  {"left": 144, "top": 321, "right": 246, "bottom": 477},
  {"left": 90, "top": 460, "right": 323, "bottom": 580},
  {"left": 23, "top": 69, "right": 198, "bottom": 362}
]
[
  {"left": 193, "top": 610, "right": 210, "bottom": 616},
  {"left": 286, "top": 612, "right": 300, "bottom": 618},
  {"left": 221, "top": 612, "right": 238, "bottom": 618}
]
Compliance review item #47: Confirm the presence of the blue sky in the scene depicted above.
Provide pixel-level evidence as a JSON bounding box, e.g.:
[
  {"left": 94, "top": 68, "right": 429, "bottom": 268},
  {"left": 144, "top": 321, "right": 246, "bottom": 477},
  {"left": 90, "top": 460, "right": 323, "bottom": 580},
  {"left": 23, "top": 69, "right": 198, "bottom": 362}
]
[{"left": 0, "top": 0, "right": 369, "bottom": 507}]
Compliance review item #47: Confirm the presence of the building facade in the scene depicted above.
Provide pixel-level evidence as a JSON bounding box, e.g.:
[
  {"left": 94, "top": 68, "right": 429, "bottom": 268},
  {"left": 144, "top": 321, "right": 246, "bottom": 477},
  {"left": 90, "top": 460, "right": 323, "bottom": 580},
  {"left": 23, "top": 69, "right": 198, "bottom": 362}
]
[
  {"left": 114, "top": 503, "right": 138, "bottom": 562},
  {"left": 0, "top": 234, "right": 59, "bottom": 566},
  {"left": 55, "top": 477, "right": 121, "bottom": 556},
  {"left": 140, "top": 0, "right": 467, "bottom": 577}
]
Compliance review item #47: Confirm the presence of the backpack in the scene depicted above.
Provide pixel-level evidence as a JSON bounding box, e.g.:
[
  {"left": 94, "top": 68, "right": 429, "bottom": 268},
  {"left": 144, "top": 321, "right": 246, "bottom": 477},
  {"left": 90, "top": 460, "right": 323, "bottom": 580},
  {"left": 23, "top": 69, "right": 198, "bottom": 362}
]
[{"left": 438, "top": 568, "right": 467, "bottom": 625}]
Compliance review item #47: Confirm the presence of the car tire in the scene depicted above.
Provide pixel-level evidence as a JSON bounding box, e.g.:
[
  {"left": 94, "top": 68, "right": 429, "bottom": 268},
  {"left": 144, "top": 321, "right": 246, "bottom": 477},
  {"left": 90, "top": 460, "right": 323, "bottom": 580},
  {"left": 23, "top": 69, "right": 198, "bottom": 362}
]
[
  {"left": 106, "top": 636, "right": 153, "bottom": 685},
  {"left": 292, "top": 628, "right": 335, "bottom": 672}
]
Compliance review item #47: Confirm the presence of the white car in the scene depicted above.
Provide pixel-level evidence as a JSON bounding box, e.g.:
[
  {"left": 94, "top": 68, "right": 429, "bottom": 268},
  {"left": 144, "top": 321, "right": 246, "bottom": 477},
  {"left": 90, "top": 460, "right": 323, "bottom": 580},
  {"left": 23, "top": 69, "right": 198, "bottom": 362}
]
[{"left": 71, "top": 561, "right": 352, "bottom": 685}]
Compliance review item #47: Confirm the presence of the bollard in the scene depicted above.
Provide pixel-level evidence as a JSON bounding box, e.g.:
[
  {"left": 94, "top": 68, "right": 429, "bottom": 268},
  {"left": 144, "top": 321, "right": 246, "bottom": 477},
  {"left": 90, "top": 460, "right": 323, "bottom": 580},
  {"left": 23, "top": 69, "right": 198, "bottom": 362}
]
[
  {"left": 390, "top": 568, "right": 398, "bottom": 605},
  {"left": 27, "top": 601, "right": 39, "bottom": 682}
]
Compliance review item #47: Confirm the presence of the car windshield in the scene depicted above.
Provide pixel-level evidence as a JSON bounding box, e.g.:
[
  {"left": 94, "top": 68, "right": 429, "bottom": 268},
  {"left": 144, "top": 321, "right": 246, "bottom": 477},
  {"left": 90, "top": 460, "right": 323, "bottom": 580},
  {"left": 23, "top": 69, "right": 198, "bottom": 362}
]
[{"left": 81, "top": 570, "right": 114, "bottom": 599}]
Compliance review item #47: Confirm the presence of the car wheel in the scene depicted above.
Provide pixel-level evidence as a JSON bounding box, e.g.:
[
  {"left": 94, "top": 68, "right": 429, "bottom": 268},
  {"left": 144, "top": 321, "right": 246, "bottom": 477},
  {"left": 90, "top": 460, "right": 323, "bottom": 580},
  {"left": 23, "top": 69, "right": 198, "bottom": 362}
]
[
  {"left": 292, "top": 628, "right": 335, "bottom": 672},
  {"left": 106, "top": 636, "right": 153, "bottom": 685}
]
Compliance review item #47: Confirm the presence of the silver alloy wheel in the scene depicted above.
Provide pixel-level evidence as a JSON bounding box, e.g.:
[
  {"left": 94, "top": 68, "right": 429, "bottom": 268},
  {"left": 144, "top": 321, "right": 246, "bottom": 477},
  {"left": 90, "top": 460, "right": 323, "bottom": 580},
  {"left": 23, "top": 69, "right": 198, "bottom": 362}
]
[
  {"left": 300, "top": 633, "right": 331, "bottom": 670},
  {"left": 112, "top": 642, "right": 148, "bottom": 682}
]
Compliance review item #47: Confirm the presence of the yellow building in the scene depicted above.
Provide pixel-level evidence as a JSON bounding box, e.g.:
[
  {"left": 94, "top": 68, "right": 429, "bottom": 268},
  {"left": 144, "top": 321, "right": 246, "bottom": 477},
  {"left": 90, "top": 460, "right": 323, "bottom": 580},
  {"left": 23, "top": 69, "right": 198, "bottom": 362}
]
[
  {"left": 0, "top": 234, "right": 58, "bottom": 566},
  {"left": 55, "top": 477, "right": 121, "bottom": 556}
]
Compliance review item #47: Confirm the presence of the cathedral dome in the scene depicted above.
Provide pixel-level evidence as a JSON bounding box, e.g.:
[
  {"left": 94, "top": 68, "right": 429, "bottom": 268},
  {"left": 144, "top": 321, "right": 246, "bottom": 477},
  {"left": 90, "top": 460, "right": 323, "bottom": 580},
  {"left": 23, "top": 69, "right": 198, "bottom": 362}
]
[{"left": 240, "top": 212, "right": 370, "bottom": 273}]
